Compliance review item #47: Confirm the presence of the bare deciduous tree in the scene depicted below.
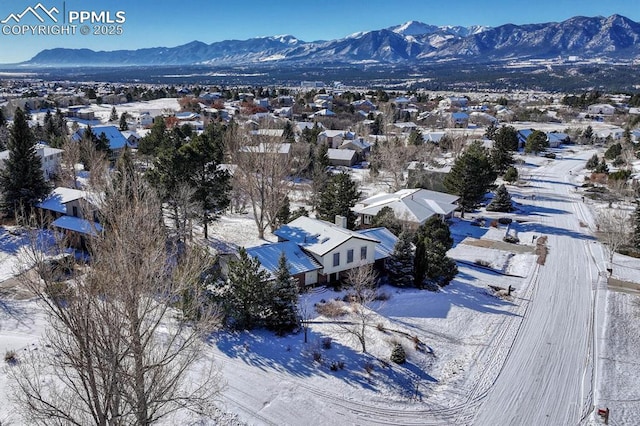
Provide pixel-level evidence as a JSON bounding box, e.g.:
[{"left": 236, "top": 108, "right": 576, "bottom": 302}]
[
  {"left": 10, "top": 176, "right": 222, "bottom": 425},
  {"left": 60, "top": 137, "right": 81, "bottom": 188},
  {"left": 335, "top": 264, "right": 379, "bottom": 353},
  {"left": 370, "top": 137, "right": 416, "bottom": 192},
  {"left": 597, "top": 208, "right": 631, "bottom": 263},
  {"left": 229, "top": 129, "right": 295, "bottom": 238}
]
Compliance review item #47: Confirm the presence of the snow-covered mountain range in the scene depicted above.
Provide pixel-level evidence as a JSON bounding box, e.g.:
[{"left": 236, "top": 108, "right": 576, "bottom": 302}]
[{"left": 24, "top": 15, "right": 640, "bottom": 66}]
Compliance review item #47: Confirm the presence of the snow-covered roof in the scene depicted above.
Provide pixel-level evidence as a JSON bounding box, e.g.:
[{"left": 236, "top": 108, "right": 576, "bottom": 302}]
[
  {"left": 354, "top": 188, "right": 458, "bottom": 224},
  {"left": 274, "top": 216, "right": 378, "bottom": 257},
  {"left": 36, "top": 187, "right": 88, "bottom": 214},
  {"left": 52, "top": 215, "right": 102, "bottom": 236},
  {"left": 327, "top": 148, "right": 356, "bottom": 161},
  {"left": 357, "top": 227, "right": 398, "bottom": 260},
  {"left": 241, "top": 142, "right": 291, "bottom": 155},
  {"left": 72, "top": 125, "right": 131, "bottom": 151},
  {"left": 246, "top": 241, "right": 322, "bottom": 276},
  {"left": 340, "top": 139, "right": 371, "bottom": 151}
]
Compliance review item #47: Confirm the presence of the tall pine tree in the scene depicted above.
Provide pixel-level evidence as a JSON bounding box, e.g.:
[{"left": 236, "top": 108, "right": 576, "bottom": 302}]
[
  {"left": 0, "top": 108, "right": 49, "bottom": 218},
  {"left": 443, "top": 141, "right": 496, "bottom": 217},
  {"left": 387, "top": 231, "right": 415, "bottom": 287},
  {"left": 486, "top": 184, "right": 514, "bottom": 212},
  {"left": 266, "top": 252, "right": 300, "bottom": 335},
  {"left": 224, "top": 248, "right": 271, "bottom": 329},
  {"left": 414, "top": 217, "right": 457, "bottom": 288},
  {"left": 317, "top": 171, "right": 360, "bottom": 229}
]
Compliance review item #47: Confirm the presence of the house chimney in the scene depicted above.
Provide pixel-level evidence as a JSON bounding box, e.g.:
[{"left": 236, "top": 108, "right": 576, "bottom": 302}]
[{"left": 335, "top": 215, "right": 347, "bottom": 228}]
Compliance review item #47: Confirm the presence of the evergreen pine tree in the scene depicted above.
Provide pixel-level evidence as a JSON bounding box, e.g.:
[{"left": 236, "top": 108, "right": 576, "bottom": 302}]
[
  {"left": 413, "top": 217, "right": 457, "bottom": 287},
  {"left": 524, "top": 130, "right": 549, "bottom": 154},
  {"left": 317, "top": 172, "right": 361, "bottom": 229},
  {"left": 95, "top": 131, "right": 111, "bottom": 154},
  {"left": 503, "top": 166, "right": 519, "bottom": 183},
  {"left": 109, "top": 106, "right": 118, "bottom": 122},
  {"left": 390, "top": 343, "right": 406, "bottom": 364},
  {"left": 387, "top": 231, "right": 415, "bottom": 288},
  {"left": 225, "top": 248, "right": 271, "bottom": 329},
  {"left": 180, "top": 127, "right": 231, "bottom": 239},
  {"left": 0, "top": 108, "right": 49, "bottom": 218},
  {"left": 266, "top": 252, "right": 300, "bottom": 335},
  {"left": 486, "top": 184, "right": 514, "bottom": 212},
  {"left": 443, "top": 141, "right": 497, "bottom": 217},
  {"left": 371, "top": 206, "right": 402, "bottom": 235},
  {"left": 119, "top": 112, "right": 129, "bottom": 131},
  {"left": 275, "top": 195, "right": 291, "bottom": 228},
  {"left": 594, "top": 159, "right": 609, "bottom": 174},
  {"left": 586, "top": 154, "right": 599, "bottom": 169},
  {"left": 490, "top": 126, "right": 518, "bottom": 174}
]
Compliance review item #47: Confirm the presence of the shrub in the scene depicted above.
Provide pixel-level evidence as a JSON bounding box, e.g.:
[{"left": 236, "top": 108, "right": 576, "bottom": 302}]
[
  {"left": 312, "top": 350, "right": 322, "bottom": 363},
  {"left": 315, "top": 300, "right": 346, "bottom": 318},
  {"left": 374, "top": 292, "right": 390, "bottom": 301},
  {"left": 503, "top": 235, "right": 520, "bottom": 244},
  {"left": 4, "top": 350, "right": 17, "bottom": 365},
  {"left": 376, "top": 322, "right": 386, "bottom": 332},
  {"left": 321, "top": 337, "right": 332, "bottom": 350},
  {"left": 503, "top": 166, "right": 518, "bottom": 183},
  {"left": 364, "top": 361, "right": 375, "bottom": 374},
  {"left": 390, "top": 343, "right": 407, "bottom": 364},
  {"left": 330, "top": 360, "right": 345, "bottom": 371}
]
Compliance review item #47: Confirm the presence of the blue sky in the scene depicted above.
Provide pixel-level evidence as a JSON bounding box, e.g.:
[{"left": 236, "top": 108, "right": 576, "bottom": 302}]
[{"left": 0, "top": 0, "right": 638, "bottom": 64}]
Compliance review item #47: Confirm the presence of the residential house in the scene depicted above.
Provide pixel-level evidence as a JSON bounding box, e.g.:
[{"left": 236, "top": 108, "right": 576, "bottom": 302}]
[
  {"left": 547, "top": 132, "right": 570, "bottom": 148},
  {"left": 450, "top": 112, "right": 469, "bottom": 128},
  {"left": 356, "top": 227, "right": 399, "bottom": 270},
  {"left": 353, "top": 188, "right": 459, "bottom": 229},
  {"left": 327, "top": 148, "right": 357, "bottom": 167},
  {"left": 72, "top": 125, "right": 134, "bottom": 158},
  {"left": 318, "top": 130, "right": 354, "bottom": 148},
  {"left": 137, "top": 112, "right": 154, "bottom": 127},
  {"left": 0, "top": 142, "right": 63, "bottom": 181},
  {"left": 36, "top": 187, "right": 103, "bottom": 249},
  {"left": 246, "top": 241, "right": 322, "bottom": 286},
  {"left": 587, "top": 104, "right": 615, "bottom": 116},
  {"left": 351, "top": 99, "right": 376, "bottom": 113},
  {"left": 311, "top": 108, "right": 336, "bottom": 118},
  {"left": 273, "top": 216, "right": 380, "bottom": 283},
  {"left": 339, "top": 138, "right": 371, "bottom": 162},
  {"left": 392, "top": 122, "right": 418, "bottom": 133},
  {"left": 439, "top": 96, "right": 468, "bottom": 110}
]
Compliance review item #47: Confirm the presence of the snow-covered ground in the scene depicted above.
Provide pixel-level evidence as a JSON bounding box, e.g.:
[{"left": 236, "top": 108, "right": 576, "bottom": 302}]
[{"left": 0, "top": 145, "right": 638, "bottom": 425}]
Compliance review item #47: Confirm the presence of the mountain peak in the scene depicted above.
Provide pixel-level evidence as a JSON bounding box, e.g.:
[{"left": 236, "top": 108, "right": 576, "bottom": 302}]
[{"left": 390, "top": 21, "right": 439, "bottom": 36}]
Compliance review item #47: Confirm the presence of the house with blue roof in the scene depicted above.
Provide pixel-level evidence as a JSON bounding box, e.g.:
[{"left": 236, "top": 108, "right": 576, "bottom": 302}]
[
  {"left": 36, "top": 187, "right": 103, "bottom": 249},
  {"left": 246, "top": 241, "right": 322, "bottom": 286},
  {"left": 72, "top": 125, "right": 133, "bottom": 158}
]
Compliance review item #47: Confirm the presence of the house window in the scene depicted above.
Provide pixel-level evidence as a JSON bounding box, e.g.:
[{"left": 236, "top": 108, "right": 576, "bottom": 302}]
[
  {"left": 333, "top": 252, "right": 340, "bottom": 267},
  {"left": 360, "top": 246, "right": 367, "bottom": 260},
  {"left": 347, "top": 249, "right": 354, "bottom": 263},
  {"left": 72, "top": 206, "right": 78, "bottom": 217},
  {"left": 363, "top": 215, "right": 371, "bottom": 225}
]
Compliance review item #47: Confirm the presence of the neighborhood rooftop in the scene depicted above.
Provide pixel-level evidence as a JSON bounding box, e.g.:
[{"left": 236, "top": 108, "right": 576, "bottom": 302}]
[{"left": 273, "top": 216, "right": 379, "bottom": 257}]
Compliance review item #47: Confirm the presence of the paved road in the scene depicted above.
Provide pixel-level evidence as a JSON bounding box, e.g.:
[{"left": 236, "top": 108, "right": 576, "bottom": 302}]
[{"left": 474, "top": 154, "right": 604, "bottom": 425}]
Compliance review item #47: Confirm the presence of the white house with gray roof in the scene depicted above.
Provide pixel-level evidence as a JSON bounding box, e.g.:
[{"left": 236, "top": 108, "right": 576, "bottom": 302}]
[
  {"left": 273, "top": 216, "right": 380, "bottom": 284},
  {"left": 354, "top": 188, "right": 459, "bottom": 228}
]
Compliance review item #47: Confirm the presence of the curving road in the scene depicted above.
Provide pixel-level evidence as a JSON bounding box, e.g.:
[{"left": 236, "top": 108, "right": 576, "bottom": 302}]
[{"left": 474, "top": 152, "right": 605, "bottom": 425}]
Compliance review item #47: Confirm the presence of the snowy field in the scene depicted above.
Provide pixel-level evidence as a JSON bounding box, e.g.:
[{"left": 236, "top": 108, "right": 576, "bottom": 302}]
[{"left": 0, "top": 146, "right": 638, "bottom": 425}]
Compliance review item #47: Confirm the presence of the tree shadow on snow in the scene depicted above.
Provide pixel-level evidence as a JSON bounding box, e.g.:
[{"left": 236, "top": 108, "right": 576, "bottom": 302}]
[{"left": 215, "top": 328, "right": 383, "bottom": 392}]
